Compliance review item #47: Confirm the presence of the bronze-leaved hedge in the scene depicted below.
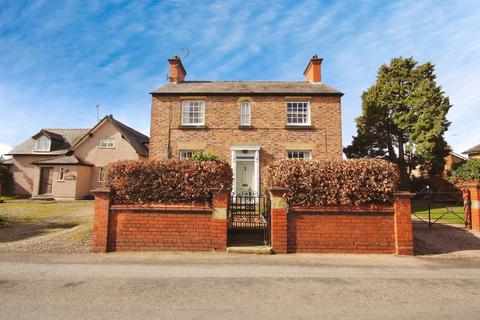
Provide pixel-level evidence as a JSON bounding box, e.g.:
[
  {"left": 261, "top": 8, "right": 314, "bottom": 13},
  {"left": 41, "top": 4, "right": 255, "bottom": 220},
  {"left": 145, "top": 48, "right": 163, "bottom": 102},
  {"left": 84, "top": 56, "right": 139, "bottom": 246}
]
[
  {"left": 265, "top": 159, "right": 399, "bottom": 206},
  {"left": 105, "top": 159, "right": 232, "bottom": 204}
]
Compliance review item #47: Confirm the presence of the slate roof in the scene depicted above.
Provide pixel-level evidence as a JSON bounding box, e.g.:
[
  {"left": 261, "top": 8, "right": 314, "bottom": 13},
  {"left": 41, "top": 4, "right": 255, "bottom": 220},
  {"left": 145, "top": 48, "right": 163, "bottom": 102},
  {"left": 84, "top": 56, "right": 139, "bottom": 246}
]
[
  {"left": 7, "top": 129, "right": 89, "bottom": 155},
  {"left": 151, "top": 81, "right": 343, "bottom": 96},
  {"left": 463, "top": 144, "right": 480, "bottom": 155},
  {"left": 32, "top": 154, "right": 92, "bottom": 166}
]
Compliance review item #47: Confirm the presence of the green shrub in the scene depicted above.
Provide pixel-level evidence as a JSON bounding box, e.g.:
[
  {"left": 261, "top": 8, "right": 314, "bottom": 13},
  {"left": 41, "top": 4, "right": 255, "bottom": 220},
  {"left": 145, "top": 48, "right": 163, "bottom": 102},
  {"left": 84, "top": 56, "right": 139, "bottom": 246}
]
[
  {"left": 0, "top": 165, "right": 13, "bottom": 195},
  {"left": 105, "top": 159, "right": 232, "bottom": 204},
  {"left": 191, "top": 151, "right": 219, "bottom": 161},
  {"left": 265, "top": 159, "right": 399, "bottom": 206},
  {"left": 449, "top": 159, "right": 480, "bottom": 184}
]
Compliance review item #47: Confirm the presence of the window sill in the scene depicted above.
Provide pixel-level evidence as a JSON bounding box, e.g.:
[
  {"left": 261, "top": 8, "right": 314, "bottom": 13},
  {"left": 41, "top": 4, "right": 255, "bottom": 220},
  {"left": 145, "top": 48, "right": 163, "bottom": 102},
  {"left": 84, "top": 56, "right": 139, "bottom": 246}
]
[
  {"left": 238, "top": 125, "right": 254, "bottom": 130},
  {"left": 178, "top": 125, "right": 208, "bottom": 130},
  {"left": 285, "top": 125, "right": 315, "bottom": 130}
]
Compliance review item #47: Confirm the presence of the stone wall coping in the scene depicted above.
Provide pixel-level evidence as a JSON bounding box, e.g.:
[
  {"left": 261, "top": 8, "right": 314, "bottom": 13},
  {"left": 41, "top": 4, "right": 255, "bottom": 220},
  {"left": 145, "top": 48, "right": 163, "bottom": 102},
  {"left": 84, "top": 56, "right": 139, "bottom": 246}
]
[
  {"left": 289, "top": 205, "right": 394, "bottom": 214},
  {"left": 210, "top": 187, "right": 232, "bottom": 193},
  {"left": 91, "top": 188, "right": 111, "bottom": 194},
  {"left": 393, "top": 192, "right": 416, "bottom": 199},
  {"left": 462, "top": 182, "right": 480, "bottom": 188},
  {"left": 110, "top": 203, "right": 212, "bottom": 213}
]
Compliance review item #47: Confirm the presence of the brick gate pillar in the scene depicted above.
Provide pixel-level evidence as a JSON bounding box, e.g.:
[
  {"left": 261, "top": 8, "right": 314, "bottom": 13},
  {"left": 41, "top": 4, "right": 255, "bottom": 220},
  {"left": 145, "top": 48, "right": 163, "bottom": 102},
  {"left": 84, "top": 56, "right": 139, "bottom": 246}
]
[
  {"left": 393, "top": 192, "right": 415, "bottom": 256},
  {"left": 211, "top": 188, "right": 230, "bottom": 251},
  {"left": 269, "top": 187, "right": 288, "bottom": 254},
  {"left": 465, "top": 183, "right": 480, "bottom": 232},
  {"left": 91, "top": 189, "right": 111, "bottom": 253}
]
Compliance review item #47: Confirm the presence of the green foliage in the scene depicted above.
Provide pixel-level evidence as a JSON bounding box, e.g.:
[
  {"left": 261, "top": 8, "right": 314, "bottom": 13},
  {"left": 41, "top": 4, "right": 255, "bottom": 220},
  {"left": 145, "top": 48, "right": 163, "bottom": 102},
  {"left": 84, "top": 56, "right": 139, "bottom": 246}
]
[
  {"left": 0, "top": 215, "right": 4, "bottom": 225},
  {"left": 344, "top": 57, "right": 451, "bottom": 190},
  {"left": 0, "top": 165, "right": 13, "bottom": 195},
  {"left": 265, "top": 159, "right": 399, "bottom": 206},
  {"left": 190, "top": 151, "right": 219, "bottom": 161},
  {"left": 449, "top": 159, "right": 480, "bottom": 184},
  {"left": 105, "top": 159, "right": 232, "bottom": 204}
]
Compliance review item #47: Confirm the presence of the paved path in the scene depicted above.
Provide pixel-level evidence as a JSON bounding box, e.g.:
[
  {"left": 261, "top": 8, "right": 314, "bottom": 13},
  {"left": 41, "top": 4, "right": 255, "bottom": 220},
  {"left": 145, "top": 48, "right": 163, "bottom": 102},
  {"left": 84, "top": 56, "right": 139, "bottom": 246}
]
[{"left": 1, "top": 252, "right": 480, "bottom": 319}]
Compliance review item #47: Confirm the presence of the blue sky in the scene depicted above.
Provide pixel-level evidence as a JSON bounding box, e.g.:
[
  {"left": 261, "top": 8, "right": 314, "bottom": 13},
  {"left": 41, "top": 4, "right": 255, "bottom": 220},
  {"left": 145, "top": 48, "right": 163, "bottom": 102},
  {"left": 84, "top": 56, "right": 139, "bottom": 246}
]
[{"left": 1, "top": 0, "right": 479, "bottom": 157}]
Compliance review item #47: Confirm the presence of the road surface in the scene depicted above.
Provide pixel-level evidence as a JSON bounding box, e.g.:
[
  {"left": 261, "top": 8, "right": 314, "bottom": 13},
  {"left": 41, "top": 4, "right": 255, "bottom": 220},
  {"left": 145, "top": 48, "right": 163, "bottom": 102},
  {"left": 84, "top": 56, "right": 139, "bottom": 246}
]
[{"left": 1, "top": 252, "right": 480, "bottom": 319}]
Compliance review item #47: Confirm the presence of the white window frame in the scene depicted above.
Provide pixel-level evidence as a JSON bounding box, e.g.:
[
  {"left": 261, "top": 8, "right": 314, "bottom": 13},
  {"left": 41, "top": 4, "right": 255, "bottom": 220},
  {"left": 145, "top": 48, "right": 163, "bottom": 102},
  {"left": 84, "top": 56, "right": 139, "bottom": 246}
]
[
  {"left": 100, "top": 138, "right": 115, "bottom": 149},
  {"left": 240, "top": 101, "right": 251, "bottom": 126},
  {"left": 287, "top": 150, "right": 312, "bottom": 160},
  {"left": 286, "top": 101, "right": 311, "bottom": 126},
  {"left": 179, "top": 150, "right": 199, "bottom": 160},
  {"left": 98, "top": 167, "right": 105, "bottom": 182},
  {"left": 181, "top": 100, "right": 205, "bottom": 126},
  {"left": 35, "top": 138, "right": 51, "bottom": 152},
  {"left": 58, "top": 167, "right": 65, "bottom": 181}
]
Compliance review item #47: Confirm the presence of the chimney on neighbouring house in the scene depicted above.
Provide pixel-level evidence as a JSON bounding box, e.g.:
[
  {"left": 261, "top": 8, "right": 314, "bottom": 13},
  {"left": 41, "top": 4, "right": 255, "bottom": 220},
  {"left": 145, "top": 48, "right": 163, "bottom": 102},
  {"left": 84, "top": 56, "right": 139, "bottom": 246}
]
[
  {"left": 168, "top": 55, "right": 187, "bottom": 83},
  {"left": 303, "top": 54, "right": 323, "bottom": 83}
]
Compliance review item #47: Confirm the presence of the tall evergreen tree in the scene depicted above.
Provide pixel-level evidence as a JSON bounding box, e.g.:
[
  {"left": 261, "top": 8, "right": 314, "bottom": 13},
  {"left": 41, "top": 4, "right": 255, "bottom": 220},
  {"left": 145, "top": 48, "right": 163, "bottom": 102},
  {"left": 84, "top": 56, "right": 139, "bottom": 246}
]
[{"left": 344, "top": 57, "right": 451, "bottom": 190}]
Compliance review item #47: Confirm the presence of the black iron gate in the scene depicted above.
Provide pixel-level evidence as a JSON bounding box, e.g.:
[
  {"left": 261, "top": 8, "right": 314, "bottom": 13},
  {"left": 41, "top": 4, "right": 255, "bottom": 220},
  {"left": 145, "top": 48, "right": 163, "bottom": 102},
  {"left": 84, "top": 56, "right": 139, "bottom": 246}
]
[
  {"left": 411, "top": 188, "right": 472, "bottom": 229},
  {"left": 227, "top": 193, "right": 270, "bottom": 246}
]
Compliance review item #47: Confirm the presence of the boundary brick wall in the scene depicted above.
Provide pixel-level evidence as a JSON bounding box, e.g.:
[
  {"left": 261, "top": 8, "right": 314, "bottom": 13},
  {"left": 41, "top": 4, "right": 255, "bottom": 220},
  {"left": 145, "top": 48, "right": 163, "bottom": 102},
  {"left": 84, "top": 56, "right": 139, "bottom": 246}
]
[
  {"left": 270, "top": 189, "right": 414, "bottom": 255},
  {"left": 287, "top": 207, "right": 395, "bottom": 253},
  {"left": 92, "top": 189, "right": 229, "bottom": 252}
]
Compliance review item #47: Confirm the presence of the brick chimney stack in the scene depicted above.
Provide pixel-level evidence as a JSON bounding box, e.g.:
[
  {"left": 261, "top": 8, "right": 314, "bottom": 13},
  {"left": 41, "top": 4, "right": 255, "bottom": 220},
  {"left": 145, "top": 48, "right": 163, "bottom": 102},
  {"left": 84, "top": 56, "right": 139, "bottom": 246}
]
[
  {"left": 303, "top": 54, "right": 323, "bottom": 83},
  {"left": 168, "top": 56, "right": 187, "bottom": 83}
]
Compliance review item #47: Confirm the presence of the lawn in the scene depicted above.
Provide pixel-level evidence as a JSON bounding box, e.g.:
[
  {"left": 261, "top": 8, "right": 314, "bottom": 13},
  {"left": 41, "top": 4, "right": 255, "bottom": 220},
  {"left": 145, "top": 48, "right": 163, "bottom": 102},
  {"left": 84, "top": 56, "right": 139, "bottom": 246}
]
[
  {"left": 0, "top": 200, "right": 93, "bottom": 246},
  {"left": 412, "top": 200, "right": 466, "bottom": 225}
]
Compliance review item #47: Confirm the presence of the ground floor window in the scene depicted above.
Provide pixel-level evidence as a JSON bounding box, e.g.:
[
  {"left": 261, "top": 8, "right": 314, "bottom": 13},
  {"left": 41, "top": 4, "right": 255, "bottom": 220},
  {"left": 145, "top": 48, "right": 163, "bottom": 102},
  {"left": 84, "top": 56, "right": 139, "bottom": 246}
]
[
  {"left": 179, "top": 150, "right": 201, "bottom": 160},
  {"left": 287, "top": 150, "right": 312, "bottom": 160},
  {"left": 98, "top": 167, "right": 105, "bottom": 182},
  {"left": 58, "top": 167, "right": 65, "bottom": 181}
]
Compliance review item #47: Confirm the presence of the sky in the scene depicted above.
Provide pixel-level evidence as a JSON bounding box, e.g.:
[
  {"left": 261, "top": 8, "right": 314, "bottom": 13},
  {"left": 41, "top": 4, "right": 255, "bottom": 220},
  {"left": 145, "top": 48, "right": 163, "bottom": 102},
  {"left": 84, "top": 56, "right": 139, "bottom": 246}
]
[{"left": 1, "top": 0, "right": 479, "bottom": 157}]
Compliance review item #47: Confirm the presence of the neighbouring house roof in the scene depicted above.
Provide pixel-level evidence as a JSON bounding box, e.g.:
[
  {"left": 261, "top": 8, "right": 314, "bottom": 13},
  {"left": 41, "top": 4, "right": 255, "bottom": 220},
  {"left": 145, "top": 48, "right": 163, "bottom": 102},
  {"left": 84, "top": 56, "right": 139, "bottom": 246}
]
[
  {"left": 7, "top": 129, "right": 90, "bottom": 155},
  {"left": 151, "top": 81, "right": 343, "bottom": 96},
  {"left": 32, "top": 154, "right": 92, "bottom": 166},
  {"left": 71, "top": 115, "right": 150, "bottom": 157},
  {"left": 463, "top": 144, "right": 480, "bottom": 155},
  {"left": 449, "top": 151, "right": 467, "bottom": 160},
  {"left": 1, "top": 158, "right": 13, "bottom": 165}
]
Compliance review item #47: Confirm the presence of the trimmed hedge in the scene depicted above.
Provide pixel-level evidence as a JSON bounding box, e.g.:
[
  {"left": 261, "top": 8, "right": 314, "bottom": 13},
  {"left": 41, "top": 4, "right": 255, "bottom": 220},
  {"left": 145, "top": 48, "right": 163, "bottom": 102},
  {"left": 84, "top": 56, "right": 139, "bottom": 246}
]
[
  {"left": 265, "top": 159, "right": 399, "bottom": 206},
  {"left": 449, "top": 159, "right": 480, "bottom": 184},
  {"left": 105, "top": 159, "right": 232, "bottom": 204}
]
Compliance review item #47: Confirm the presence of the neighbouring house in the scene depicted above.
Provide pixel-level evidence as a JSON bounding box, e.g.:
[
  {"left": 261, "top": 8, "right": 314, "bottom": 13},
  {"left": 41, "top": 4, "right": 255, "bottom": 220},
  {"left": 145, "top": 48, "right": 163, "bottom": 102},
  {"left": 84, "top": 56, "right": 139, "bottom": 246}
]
[
  {"left": 6, "top": 115, "right": 149, "bottom": 199},
  {"left": 463, "top": 143, "right": 480, "bottom": 160},
  {"left": 149, "top": 55, "right": 343, "bottom": 195},
  {"left": 444, "top": 150, "right": 467, "bottom": 172}
]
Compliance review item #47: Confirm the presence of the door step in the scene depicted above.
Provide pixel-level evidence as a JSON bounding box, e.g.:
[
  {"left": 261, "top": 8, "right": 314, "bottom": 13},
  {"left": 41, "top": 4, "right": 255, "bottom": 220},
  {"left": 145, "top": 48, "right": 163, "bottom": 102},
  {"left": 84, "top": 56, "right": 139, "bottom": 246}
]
[{"left": 226, "top": 245, "right": 272, "bottom": 254}]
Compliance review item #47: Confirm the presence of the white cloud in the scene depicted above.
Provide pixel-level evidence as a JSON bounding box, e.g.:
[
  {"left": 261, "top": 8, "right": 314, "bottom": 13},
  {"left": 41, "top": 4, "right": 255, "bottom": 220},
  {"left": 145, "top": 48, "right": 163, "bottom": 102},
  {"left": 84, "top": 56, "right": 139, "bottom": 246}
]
[{"left": 0, "top": 143, "right": 12, "bottom": 157}]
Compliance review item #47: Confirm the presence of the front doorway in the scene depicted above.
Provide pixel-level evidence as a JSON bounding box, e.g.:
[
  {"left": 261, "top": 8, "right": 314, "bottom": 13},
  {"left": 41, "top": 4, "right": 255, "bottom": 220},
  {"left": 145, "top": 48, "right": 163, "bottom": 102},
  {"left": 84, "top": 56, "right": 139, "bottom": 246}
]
[
  {"left": 231, "top": 147, "right": 259, "bottom": 196},
  {"left": 39, "top": 167, "right": 53, "bottom": 195}
]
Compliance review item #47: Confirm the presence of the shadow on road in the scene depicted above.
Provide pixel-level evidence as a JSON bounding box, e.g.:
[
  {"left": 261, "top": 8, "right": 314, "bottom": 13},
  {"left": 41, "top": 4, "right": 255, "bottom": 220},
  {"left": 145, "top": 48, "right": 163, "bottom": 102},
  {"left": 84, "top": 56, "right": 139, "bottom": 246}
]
[{"left": 413, "top": 220, "right": 480, "bottom": 255}]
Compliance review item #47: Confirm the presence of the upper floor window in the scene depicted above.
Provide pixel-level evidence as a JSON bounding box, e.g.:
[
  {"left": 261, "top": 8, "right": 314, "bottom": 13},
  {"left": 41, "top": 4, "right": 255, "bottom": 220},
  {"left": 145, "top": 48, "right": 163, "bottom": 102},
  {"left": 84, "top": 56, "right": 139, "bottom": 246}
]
[
  {"left": 287, "top": 150, "right": 312, "bottom": 160},
  {"left": 35, "top": 137, "right": 51, "bottom": 152},
  {"left": 182, "top": 100, "right": 205, "bottom": 125},
  {"left": 240, "top": 101, "right": 251, "bottom": 126},
  {"left": 287, "top": 102, "right": 310, "bottom": 125},
  {"left": 100, "top": 138, "right": 115, "bottom": 149}
]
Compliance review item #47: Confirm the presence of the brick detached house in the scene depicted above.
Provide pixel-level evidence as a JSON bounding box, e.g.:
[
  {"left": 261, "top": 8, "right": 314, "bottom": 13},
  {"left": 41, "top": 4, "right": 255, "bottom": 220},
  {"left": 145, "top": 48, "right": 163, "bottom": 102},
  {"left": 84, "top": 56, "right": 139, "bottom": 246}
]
[
  {"left": 150, "top": 55, "right": 343, "bottom": 195},
  {"left": 463, "top": 143, "right": 480, "bottom": 160},
  {"left": 6, "top": 115, "right": 149, "bottom": 200}
]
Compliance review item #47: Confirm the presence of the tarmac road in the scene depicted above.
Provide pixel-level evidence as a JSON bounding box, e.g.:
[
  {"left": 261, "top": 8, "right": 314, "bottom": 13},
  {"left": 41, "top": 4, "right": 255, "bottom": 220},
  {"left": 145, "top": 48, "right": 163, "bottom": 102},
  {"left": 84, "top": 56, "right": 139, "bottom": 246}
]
[{"left": 1, "top": 252, "right": 480, "bottom": 319}]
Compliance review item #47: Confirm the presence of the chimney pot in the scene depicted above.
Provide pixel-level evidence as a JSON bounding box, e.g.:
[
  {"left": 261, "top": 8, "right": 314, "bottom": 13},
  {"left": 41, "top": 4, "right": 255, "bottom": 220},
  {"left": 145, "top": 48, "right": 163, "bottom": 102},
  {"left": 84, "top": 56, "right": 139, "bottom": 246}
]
[{"left": 303, "top": 54, "right": 323, "bottom": 83}]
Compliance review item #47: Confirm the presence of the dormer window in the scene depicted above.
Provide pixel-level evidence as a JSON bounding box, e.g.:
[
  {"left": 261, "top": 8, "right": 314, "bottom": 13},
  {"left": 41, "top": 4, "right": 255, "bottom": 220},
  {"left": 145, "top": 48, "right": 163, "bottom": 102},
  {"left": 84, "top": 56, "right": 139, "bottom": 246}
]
[
  {"left": 100, "top": 139, "right": 115, "bottom": 149},
  {"left": 35, "top": 137, "right": 51, "bottom": 152}
]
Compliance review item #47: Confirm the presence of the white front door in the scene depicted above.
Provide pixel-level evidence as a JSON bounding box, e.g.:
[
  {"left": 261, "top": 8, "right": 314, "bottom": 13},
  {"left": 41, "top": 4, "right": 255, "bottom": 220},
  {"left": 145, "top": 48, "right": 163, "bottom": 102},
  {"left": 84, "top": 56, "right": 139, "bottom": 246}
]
[{"left": 236, "top": 161, "right": 254, "bottom": 195}]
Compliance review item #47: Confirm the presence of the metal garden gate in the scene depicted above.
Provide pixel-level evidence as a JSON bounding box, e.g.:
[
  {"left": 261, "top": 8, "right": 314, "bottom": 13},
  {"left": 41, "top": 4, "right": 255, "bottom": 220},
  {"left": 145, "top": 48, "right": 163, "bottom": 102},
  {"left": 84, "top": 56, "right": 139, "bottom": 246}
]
[{"left": 227, "top": 192, "right": 270, "bottom": 246}]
